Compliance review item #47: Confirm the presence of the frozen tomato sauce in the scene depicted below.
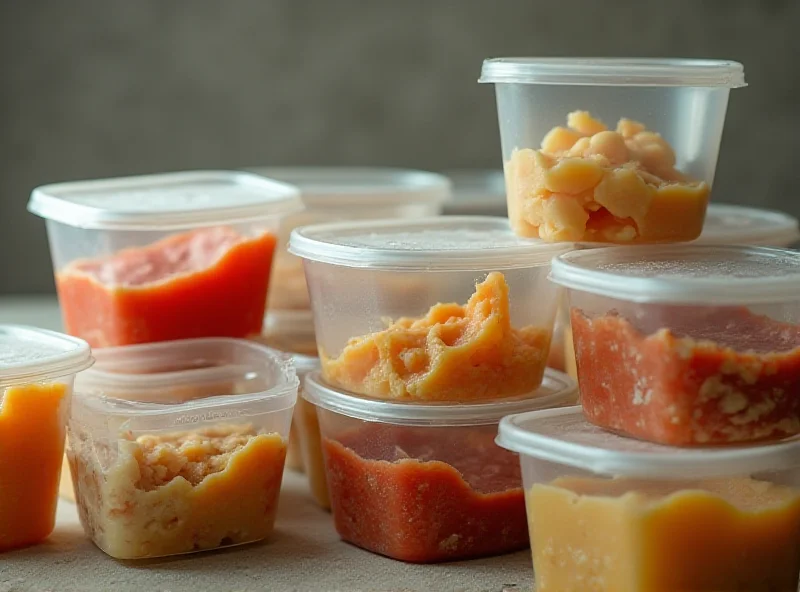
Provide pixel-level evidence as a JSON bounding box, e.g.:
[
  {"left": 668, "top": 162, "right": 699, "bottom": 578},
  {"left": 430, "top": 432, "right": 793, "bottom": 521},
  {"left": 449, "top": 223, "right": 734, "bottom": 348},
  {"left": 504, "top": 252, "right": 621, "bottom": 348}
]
[
  {"left": 56, "top": 227, "right": 276, "bottom": 347},
  {"left": 323, "top": 424, "right": 528, "bottom": 563},
  {"left": 572, "top": 306, "right": 800, "bottom": 445}
]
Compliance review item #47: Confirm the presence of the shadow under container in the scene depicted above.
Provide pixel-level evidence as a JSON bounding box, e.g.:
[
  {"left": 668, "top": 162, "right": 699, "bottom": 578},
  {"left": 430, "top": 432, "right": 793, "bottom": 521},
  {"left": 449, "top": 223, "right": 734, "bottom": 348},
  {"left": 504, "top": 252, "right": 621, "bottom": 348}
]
[
  {"left": 303, "top": 368, "right": 577, "bottom": 563},
  {"left": 497, "top": 406, "right": 800, "bottom": 592},
  {"left": 68, "top": 338, "right": 298, "bottom": 560},
  {"left": 550, "top": 244, "right": 800, "bottom": 446},
  {"left": 28, "top": 171, "right": 302, "bottom": 348},
  {"left": 441, "top": 170, "right": 506, "bottom": 217},
  {"left": 479, "top": 58, "right": 746, "bottom": 243},
  {"left": 246, "top": 167, "right": 451, "bottom": 312},
  {"left": 0, "top": 325, "right": 92, "bottom": 552},
  {"left": 289, "top": 216, "right": 573, "bottom": 401}
]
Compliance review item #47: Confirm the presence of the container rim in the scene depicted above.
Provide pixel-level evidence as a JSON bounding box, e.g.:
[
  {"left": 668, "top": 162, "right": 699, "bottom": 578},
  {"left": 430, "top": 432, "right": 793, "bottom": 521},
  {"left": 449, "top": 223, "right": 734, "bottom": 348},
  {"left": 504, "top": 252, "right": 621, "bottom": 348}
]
[
  {"left": 479, "top": 57, "right": 746, "bottom": 87},
  {"left": 696, "top": 204, "right": 800, "bottom": 247},
  {"left": 0, "top": 325, "right": 94, "bottom": 387},
  {"left": 302, "top": 369, "right": 577, "bottom": 426}
]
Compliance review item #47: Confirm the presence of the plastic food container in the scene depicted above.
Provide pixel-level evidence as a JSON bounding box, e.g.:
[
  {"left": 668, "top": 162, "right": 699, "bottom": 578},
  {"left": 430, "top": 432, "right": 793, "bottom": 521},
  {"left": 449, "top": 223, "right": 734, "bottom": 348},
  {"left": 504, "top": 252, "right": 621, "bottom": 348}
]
[
  {"left": 246, "top": 167, "right": 451, "bottom": 311},
  {"left": 289, "top": 216, "right": 572, "bottom": 401},
  {"left": 304, "top": 368, "right": 577, "bottom": 562},
  {"left": 497, "top": 406, "right": 800, "bottom": 592},
  {"left": 441, "top": 170, "right": 507, "bottom": 217},
  {"left": 550, "top": 244, "right": 800, "bottom": 446},
  {"left": 291, "top": 355, "right": 327, "bottom": 508},
  {"left": 28, "top": 171, "right": 302, "bottom": 348},
  {"left": 68, "top": 338, "right": 298, "bottom": 559},
  {"left": 0, "top": 325, "right": 92, "bottom": 551},
  {"left": 479, "top": 58, "right": 746, "bottom": 243}
]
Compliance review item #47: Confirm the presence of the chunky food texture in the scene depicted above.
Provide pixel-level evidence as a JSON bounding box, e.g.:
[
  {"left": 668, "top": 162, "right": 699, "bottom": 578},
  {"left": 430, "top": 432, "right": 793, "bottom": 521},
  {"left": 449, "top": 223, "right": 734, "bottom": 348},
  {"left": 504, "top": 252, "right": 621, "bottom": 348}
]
[
  {"left": 505, "top": 111, "right": 709, "bottom": 243},
  {"left": 69, "top": 424, "right": 286, "bottom": 559},
  {"left": 321, "top": 272, "right": 550, "bottom": 400},
  {"left": 57, "top": 227, "right": 276, "bottom": 347},
  {"left": 572, "top": 306, "right": 800, "bottom": 445},
  {"left": 527, "top": 476, "right": 800, "bottom": 592}
]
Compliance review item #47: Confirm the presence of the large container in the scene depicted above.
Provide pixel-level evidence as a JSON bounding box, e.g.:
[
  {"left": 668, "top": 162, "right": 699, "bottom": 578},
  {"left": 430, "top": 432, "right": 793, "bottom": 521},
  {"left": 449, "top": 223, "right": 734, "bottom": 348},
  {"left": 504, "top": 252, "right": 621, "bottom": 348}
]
[
  {"left": 497, "top": 406, "right": 800, "bottom": 592},
  {"left": 441, "top": 170, "right": 507, "bottom": 217},
  {"left": 68, "top": 338, "right": 298, "bottom": 559},
  {"left": 246, "top": 167, "right": 451, "bottom": 311},
  {"left": 28, "top": 171, "right": 302, "bottom": 348},
  {"left": 304, "top": 368, "right": 577, "bottom": 562},
  {"left": 0, "top": 325, "right": 92, "bottom": 551},
  {"left": 479, "top": 58, "right": 746, "bottom": 243},
  {"left": 550, "top": 244, "right": 800, "bottom": 446},
  {"left": 289, "top": 216, "right": 572, "bottom": 401}
]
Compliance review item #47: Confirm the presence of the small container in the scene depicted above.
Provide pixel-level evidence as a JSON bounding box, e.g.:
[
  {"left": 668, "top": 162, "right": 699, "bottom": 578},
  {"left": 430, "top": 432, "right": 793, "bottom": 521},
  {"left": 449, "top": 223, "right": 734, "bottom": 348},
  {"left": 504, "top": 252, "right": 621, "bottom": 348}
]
[
  {"left": 28, "top": 171, "right": 302, "bottom": 348},
  {"left": 479, "top": 58, "right": 746, "bottom": 243},
  {"left": 497, "top": 406, "right": 800, "bottom": 592},
  {"left": 246, "top": 167, "right": 451, "bottom": 311},
  {"left": 0, "top": 325, "right": 92, "bottom": 551},
  {"left": 304, "top": 368, "right": 577, "bottom": 562},
  {"left": 68, "top": 338, "right": 298, "bottom": 559},
  {"left": 550, "top": 244, "right": 800, "bottom": 445},
  {"left": 441, "top": 170, "right": 507, "bottom": 217},
  {"left": 291, "top": 354, "right": 328, "bottom": 508}
]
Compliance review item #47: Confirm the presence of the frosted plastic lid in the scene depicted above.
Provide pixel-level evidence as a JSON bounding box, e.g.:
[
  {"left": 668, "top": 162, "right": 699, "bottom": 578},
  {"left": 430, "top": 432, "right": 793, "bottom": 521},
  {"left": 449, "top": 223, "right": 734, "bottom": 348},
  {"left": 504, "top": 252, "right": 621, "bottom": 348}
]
[
  {"left": 303, "top": 369, "right": 577, "bottom": 426},
  {"left": 479, "top": 58, "right": 746, "bottom": 87},
  {"left": 246, "top": 167, "right": 451, "bottom": 208},
  {"left": 0, "top": 325, "right": 93, "bottom": 387},
  {"left": 28, "top": 170, "right": 303, "bottom": 230},
  {"left": 292, "top": 353, "right": 320, "bottom": 377},
  {"left": 497, "top": 406, "right": 800, "bottom": 479},
  {"left": 442, "top": 170, "right": 506, "bottom": 214},
  {"left": 550, "top": 244, "right": 800, "bottom": 305},
  {"left": 289, "top": 216, "right": 573, "bottom": 270},
  {"left": 696, "top": 204, "right": 800, "bottom": 247}
]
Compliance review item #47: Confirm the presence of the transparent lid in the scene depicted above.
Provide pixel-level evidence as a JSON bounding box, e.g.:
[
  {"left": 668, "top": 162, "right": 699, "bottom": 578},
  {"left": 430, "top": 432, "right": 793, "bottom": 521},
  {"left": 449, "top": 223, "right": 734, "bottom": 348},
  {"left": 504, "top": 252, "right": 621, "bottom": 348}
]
[
  {"left": 442, "top": 170, "right": 506, "bottom": 213},
  {"left": 550, "top": 245, "right": 800, "bottom": 305},
  {"left": 289, "top": 216, "right": 573, "bottom": 270},
  {"left": 303, "top": 369, "right": 577, "bottom": 427},
  {"left": 28, "top": 170, "right": 303, "bottom": 231},
  {"left": 696, "top": 204, "right": 800, "bottom": 247},
  {"left": 292, "top": 353, "right": 320, "bottom": 377},
  {"left": 0, "top": 325, "right": 93, "bottom": 387},
  {"left": 245, "top": 167, "right": 451, "bottom": 208},
  {"left": 497, "top": 406, "right": 800, "bottom": 479},
  {"left": 479, "top": 58, "right": 746, "bottom": 87}
]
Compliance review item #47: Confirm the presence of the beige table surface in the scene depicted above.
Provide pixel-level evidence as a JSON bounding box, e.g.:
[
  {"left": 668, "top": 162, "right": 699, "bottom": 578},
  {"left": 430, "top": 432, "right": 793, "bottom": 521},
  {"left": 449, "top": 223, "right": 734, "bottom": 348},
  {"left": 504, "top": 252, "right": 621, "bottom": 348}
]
[{"left": 0, "top": 297, "right": 534, "bottom": 592}]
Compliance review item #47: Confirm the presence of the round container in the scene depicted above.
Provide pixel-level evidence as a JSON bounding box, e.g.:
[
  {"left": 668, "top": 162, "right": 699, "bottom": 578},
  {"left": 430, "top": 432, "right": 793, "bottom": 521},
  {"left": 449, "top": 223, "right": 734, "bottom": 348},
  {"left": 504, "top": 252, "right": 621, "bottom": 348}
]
[
  {"left": 441, "top": 170, "right": 507, "bottom": 217},
  {"left": 28, "top": 171, "right": 302, "bottom": 348},
  {"left": 304, "top": 368, "right": 577, "bottom": 562},
  {"left": 550, "top": 244, "right": 800, "bottom": 446},
  {"left": 69, "top": 338, "right": 298, "bottom": 559},
  {"left": 0, "top": 325, "right": 92, "bottom": 551},
  {"left": 479, "top": 58, "right": 746, "bottom": 243},
  {"left": 289, "top": 216, "right": 573, "bottom": 401},
  {"left": 498, "top": 405, "right": 800, "bottom": 591}
]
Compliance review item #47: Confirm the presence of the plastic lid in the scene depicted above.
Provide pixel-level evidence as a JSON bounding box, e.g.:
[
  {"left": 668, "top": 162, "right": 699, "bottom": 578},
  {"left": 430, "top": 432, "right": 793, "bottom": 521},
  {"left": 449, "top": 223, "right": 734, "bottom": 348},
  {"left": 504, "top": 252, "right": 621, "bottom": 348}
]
[
  {"left": 550, "top": 244, "right": 800, "bottom": 305},
  {"left": 292, "top": 353, "right": 320, "bottom": 377},
  {"left": 245, "top": 167, "right": 451, "bottom": 208},
  {"left": 289, "top": 216, "right": 573, "bottom": 271},
  {"left": 497, "top": 406, "right": 800, "bottom": 479},
  {"left": 696, "top": 204, "right": 800, "bottom": 247},
  {"left": 0, "top": 325, "right": 93, "bottom": 387},
  {"left": 303, "top": 369, "right": 577, "bottom": 427},
  {"left": 28, "top": 170, "right": 303, "bottom": 231},
  {"left": 479, "top": 58, "right": 746, "bottom": 87},
  {"left": 442, "top": 170, "right": 506, "bottom": 214}
]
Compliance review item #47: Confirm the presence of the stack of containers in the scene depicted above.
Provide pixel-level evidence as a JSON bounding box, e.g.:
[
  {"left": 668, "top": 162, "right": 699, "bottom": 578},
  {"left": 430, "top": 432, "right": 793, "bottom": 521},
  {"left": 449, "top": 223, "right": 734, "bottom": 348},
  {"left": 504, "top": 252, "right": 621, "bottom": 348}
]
[{"left": 482, "top": 58, "right": 800, "bottom": 591}]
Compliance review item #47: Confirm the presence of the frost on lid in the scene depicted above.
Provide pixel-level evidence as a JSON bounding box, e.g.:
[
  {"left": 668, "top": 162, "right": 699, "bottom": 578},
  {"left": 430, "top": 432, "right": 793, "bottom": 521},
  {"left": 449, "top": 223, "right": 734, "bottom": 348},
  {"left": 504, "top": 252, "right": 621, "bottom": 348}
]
[{"left": 324, "top": 228, "right": 532, "bottom": 252}]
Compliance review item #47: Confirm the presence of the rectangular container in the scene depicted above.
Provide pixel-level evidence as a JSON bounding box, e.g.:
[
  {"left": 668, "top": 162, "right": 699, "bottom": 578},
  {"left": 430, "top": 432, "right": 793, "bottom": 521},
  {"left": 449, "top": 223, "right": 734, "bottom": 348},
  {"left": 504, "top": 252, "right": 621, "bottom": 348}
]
[
  {"left": 497, "top": 406, "right": 800, "bottom": 592},
  {"left": 68, "top": 338, "right": 298, "bottom": 559}
]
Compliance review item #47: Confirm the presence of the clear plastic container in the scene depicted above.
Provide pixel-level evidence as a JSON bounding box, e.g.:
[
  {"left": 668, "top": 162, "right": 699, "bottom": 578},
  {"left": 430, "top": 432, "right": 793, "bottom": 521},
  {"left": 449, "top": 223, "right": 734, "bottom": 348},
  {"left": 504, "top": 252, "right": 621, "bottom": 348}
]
[
  {"left": 304, "top": 368, "right": 577, "bottom": 562},
  {"left": 479, "top": 58, "right": 746, "bottom": 243},
  {"left": 550, "top": 244, "right": 800, "bottom": 446},
  {"left": 497, "top": 406, "right": 800, "bottom": 592},
  {"left": 0, "top": 325, "right": 92, "bottom": 551},
  {"left": 291, "top": 354, "right": 328, "bottom": 508},
  {"left": 68, "top": 338, "right": 298, "bottom": 559},
  {"left": 289, "top": 216, "right": 572, "bottom": 401},
  {"left": 28, "top": 171, "right": 302, "bottom": 348},
  {"left": 246, "top": 167, "right": 451, "bottom": 311},
  {"left": 441, "top": 170, "right": 507, "bottom": 217}
]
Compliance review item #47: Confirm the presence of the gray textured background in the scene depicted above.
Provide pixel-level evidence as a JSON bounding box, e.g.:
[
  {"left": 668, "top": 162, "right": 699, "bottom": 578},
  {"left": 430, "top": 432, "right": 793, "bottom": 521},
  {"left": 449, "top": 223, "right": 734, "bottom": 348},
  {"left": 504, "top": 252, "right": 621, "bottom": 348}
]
[{"left": 1, "top": 0, "right": 798, "bottom": 294}]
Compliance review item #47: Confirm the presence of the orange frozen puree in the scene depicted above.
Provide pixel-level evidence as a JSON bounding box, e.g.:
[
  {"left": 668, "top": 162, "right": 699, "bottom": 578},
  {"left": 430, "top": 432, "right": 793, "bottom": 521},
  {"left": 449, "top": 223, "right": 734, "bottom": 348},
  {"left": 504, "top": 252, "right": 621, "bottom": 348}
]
[
  {"left": 505, "top": 111, "right": 710, "bottom": 243},
  {"left": 528, "top": 476, "right": 800, "bottom": 592},
  {"left": 321, "top": 272, "right": 551, "bottom": 401},
  {"left": 0, "top": 383, "right": 68, "bottom": 551},
  {"left": 69, "top": 424, "right": 286, "bottom": 559}
]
